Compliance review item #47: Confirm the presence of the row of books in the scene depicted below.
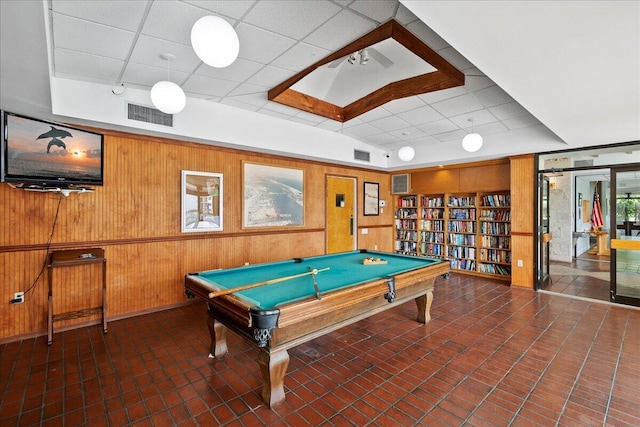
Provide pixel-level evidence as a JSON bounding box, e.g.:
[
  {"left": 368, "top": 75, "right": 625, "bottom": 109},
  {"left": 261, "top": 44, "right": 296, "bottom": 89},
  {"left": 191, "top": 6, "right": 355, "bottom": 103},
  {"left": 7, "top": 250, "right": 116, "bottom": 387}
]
[
  {"left": 450, "top": 259, "right": 476, "bottom": 271},
  {"left": 478, "top": 263, "right": 511, "bottom": 276},
  {"left": 479, "top": 249, "right": 511, "bottom": 263},
  {"left": 450, "top": 209, "right": 476, "bottom": 220},
  {"left": 421, "top": 196, "right": 444, "bottom": 207},
  {"left": 420, "top": 208, "right": 443, "bottom": 219},
  {"left": 397, "top": 196, "right": 418, "bottom": 208},
  {"left": 448, "top": 233, "right": 477, "bottom": 246},
  {"left": 396, "top": 208, "right": 418, "bottom": 219},
  {"left": 420, "top": 231, "right": 445, "bottom": 243},
  {"left": 481, "top": 235, "right": 511, "bottom": 249},
  {"left": 395, "top": 241, "right": 417, "bottom": 252},
  {"left": 480, "top": 222, "right": 511, "bottom": 235},
  {"left": 479, "top": 209, "right": 511, "bottom": 221},
  {"left": 420, "top": 243, "right": 444, "bottom": 256},
  {"left": 395, "top": 219, "right": 417, "bottom": 230},
  {"left": 447, "top": 246, "right": 476, "bottom": 259},
  {"left": 448, "top": 196, "right": 475, "bottom": 207},
  {"left": 447, "top": 221, "right": 476, "bottom": 233},
  {"left": 421, "top": 220, "right": 445, "bottom": 231},
  {"left": 480, "top": 194, "right": 511, "bottom": 207},
  {"left": 396, "top": 230, "right": 418, "bottom": 241}
]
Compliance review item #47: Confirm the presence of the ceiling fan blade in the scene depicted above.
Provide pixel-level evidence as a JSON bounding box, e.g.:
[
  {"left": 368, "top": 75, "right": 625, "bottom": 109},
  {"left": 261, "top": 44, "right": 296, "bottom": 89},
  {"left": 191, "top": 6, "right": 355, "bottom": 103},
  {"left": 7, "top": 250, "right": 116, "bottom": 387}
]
[{"left": 368, "top": 48, "right": 393, "bottom": 68}]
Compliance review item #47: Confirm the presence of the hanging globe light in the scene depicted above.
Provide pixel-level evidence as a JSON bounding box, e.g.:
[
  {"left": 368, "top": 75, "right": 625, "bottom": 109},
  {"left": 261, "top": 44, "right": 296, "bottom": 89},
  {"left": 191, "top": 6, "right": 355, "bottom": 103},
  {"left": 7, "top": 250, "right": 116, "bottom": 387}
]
[{"left": 191, "top": 15, "right": 240, "bottom": 68}]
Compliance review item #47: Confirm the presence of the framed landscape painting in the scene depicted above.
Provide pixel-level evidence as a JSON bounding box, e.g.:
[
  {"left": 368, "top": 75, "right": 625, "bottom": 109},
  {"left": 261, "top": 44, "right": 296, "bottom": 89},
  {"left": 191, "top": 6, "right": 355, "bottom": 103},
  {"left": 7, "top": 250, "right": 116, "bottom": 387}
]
[
  {"left": 243, "top": 163, "right": 304, "bottom": 228},
  {"left": 181, "top": 170, "right": 223, "bottom": 232}
]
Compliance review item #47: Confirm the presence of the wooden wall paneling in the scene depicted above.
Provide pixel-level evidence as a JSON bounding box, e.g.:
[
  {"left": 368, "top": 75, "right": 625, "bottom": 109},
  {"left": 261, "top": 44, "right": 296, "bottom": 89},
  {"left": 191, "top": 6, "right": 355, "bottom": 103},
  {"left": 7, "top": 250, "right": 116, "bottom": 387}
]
[
  {"left": 459, "top": 163, "right": 510, "bottom": 192},
  {"left": 357, "top": 226, "right": 394, "bottom": 252},
  {"left": 509, "top": 155, "right": 535, "bottom": 289},
  {"left": 410, "top": 169, "right": 460, "bottom": 194}
]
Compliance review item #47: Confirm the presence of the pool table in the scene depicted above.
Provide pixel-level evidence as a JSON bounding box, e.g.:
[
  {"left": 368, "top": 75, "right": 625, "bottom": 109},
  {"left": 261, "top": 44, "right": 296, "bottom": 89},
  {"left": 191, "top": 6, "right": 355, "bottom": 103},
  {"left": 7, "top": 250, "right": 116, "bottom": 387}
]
[{"left": 184, "top": 250, "right": 449, "bottom": 408}]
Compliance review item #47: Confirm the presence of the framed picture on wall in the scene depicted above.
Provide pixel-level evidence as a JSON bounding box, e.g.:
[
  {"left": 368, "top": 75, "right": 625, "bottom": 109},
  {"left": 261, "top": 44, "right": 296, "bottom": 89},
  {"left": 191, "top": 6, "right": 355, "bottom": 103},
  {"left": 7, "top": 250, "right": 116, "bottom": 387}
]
[
  {"left": 243, "top": 162, "right": 304, "bottom": 228},
  {"left": 363, "top": 181, "right": 379, "bottom": 216},
  {"left": 181, "top": 170, "right": 223, "bottom": 232}
]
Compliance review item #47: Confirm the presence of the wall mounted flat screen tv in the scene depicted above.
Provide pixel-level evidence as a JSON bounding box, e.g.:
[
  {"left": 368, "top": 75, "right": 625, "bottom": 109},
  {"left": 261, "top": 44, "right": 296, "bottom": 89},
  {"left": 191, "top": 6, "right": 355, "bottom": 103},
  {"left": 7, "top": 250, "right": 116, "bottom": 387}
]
[{"left": 1, "top": 111, "right": 104, "bottom": 188}]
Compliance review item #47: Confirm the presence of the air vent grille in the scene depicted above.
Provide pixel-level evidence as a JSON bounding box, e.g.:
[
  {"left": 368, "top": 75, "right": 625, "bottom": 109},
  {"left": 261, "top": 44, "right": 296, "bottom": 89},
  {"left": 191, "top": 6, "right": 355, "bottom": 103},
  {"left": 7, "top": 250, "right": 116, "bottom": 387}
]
[
  {"left": 574, "top": 159, "right": 594, "bottom": 167},
  {"left": 127, "top": 103, "right": 173, "bottom": 127},
  {"left": 354, "top": 149, "right": 370, "bottom": 162}
]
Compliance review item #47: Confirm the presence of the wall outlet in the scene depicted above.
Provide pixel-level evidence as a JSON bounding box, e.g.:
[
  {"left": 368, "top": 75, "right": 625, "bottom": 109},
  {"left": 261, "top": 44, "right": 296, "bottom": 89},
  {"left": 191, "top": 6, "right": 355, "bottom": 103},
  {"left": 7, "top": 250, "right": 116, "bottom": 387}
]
[
  {"left": 13, "top": 292, "right": 24, "bottom": 304},
  {"left": 517, "top": 260, "right": 523, "bottom": 267}
]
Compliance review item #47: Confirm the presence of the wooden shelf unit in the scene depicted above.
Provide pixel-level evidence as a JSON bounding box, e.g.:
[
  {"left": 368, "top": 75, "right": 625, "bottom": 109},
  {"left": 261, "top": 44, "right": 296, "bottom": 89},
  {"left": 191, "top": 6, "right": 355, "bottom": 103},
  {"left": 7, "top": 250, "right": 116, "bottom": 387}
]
[
  {"left": 394, "top": 192, "right": 511, "bottom": 281},
  {"left": 47, "top": 248, "right": 107, "bottom": 345}
]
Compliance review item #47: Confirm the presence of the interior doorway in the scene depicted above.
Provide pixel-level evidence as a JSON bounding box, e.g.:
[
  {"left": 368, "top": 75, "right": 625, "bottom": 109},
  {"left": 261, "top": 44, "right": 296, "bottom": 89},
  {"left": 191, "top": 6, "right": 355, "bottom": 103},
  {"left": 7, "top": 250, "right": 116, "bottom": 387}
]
[{"left": 326, "top": 176, "right": 356, "bottom": 254}]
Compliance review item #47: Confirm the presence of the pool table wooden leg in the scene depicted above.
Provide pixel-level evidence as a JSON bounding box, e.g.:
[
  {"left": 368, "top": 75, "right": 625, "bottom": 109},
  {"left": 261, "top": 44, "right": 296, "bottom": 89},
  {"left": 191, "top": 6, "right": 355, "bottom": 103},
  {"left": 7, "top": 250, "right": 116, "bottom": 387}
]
[
  {"left": 257, "top": 348, "right": 290, "bottom": 408},
  {"left": 206, "top": 305, "right": 228, "bottom": 358},
  {"left": 415, "top": 290, "right": 433, "bottom": 324}
]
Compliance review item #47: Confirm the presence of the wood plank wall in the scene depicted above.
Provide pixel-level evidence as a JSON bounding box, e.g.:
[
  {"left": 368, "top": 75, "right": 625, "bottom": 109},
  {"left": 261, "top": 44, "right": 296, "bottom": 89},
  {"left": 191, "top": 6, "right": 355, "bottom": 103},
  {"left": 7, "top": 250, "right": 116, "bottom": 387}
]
[
  {"left": 509, "top": 154, "right": 535, "bottom": 289},
  {"left": 0, "top": 131, "right": 394, "bottom": 342}
]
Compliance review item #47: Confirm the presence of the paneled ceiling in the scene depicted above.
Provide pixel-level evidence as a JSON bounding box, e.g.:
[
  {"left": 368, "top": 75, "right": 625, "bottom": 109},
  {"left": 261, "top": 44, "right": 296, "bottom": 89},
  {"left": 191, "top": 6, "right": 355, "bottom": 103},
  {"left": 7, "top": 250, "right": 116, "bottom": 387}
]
[{"left": 1, "top": 0, "right": 638, "bottom": 168}]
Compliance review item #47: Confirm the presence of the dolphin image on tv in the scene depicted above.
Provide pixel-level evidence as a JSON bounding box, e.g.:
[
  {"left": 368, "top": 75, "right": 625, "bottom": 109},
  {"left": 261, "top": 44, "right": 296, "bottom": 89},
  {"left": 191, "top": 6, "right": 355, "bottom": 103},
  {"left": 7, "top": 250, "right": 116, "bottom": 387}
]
[
  {"left": 36, "top": 126, "right": 73, "bottom": 140},
  {"left": 47, "top": 138, "right": 67, "bottom": 153}
]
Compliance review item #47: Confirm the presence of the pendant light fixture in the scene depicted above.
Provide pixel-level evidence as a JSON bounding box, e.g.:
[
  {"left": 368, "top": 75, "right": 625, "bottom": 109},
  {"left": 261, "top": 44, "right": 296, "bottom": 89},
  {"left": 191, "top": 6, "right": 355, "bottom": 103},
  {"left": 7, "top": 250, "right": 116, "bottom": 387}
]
[
  {"left": 462, "top": 118, "right": 483, "bottom": 152},
  {"left": 150, "top": 53, "right": 186, "bottom": 114},
  {"left": 398, "top": 146, "right": 415, "bottom": 162},
  {"left": 191, "top": 15, "right": 239, "bottom": 68}
]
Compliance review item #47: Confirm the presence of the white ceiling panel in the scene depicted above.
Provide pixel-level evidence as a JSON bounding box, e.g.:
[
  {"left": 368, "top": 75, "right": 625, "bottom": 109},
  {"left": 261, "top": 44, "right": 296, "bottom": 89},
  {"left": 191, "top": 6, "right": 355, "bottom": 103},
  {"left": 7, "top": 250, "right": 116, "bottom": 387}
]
[
  {"left": 431, "top": 93, "right": 485, "bottom": 117},
  {"left": 246, "top": 65, "right": 296, "bottom": 88},
  {"left": 128, "top": 35, "right": 202, "bottom": 72},
  {"left": 51, "top": 0, "right": 149, "bottom": 32},
  {"left": 417, "top": 119, "right": 458, "bottom": 135},
  {"left": 397, "top": 105, "right": 444, "bottom": 126},
  {"left": 141, "top": 1, "right": 213, "bottom": 45},
  {"left": 473, "top": 86, "right": 515, "bottom": 108},
  {"left": 489, "top": 101, "right": 532, "bottom": 121},
  {"left": 270, "top": 42, "right": 332, "bottom": 72},
  {"left": 235, "top": 23, "right": 297, "bottom": 63},
  {"left": 54, "top": 48, "right": 124, "bottom": 83},
  {"left": 243, "top": 1, "right": 341, "bottom": 39},
  {"left": 303, "top": 9, "right": 376, "bottom": 51},
  {"left": 348, "top": 0, "right": 398, "bottom": 23},
  {"left": 182, "top": 0, "right": 257, "bottom": 20},
  {"left": 195, "top": 59, "right": 263, "bottom": 83},
  {"left": 182, "top": 74, "right": 240, "bottom": 97},
  {"left": 121, "top": 62, "right": 189, "bottom": 88},
  {"left": 52, "top": 13, "right": 135, "bottom": 60}
]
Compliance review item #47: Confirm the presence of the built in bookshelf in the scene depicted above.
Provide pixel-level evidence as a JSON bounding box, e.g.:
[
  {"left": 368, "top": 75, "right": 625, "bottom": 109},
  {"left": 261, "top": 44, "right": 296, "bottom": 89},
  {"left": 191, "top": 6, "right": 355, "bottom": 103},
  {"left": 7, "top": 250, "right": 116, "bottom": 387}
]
[{"left": 394, "top": 192, "right": 511, "bottom": 280}]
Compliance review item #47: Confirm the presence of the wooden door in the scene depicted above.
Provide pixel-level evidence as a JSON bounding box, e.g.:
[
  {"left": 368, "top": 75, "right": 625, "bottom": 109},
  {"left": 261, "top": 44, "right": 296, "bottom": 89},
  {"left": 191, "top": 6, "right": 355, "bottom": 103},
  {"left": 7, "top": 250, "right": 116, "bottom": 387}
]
[{"left": 326, "top": 177, "right": 356, "bottom": 253}]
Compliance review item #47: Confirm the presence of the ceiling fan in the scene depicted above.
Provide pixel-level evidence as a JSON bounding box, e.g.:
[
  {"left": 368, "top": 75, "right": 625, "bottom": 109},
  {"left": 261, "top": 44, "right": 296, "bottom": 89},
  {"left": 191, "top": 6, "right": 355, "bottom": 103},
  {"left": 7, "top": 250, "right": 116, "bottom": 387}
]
[{"left": 329, "top": 48, "right": 393, "bottom": 68}]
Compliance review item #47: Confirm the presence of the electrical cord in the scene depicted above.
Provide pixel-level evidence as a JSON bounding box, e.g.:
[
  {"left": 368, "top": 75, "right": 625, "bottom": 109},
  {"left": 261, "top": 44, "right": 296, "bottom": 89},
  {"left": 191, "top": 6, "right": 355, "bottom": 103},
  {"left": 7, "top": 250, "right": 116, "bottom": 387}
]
[{"left": 22, "top": 193, "right": 63, "bottom": 301}]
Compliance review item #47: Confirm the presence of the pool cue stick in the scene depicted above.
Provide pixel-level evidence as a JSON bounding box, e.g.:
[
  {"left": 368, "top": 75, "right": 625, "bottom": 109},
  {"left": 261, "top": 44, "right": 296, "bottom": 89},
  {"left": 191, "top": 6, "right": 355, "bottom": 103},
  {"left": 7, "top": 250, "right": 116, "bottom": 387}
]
[
  {"left": 309, "top": 267, "right": 322, "bottom": 300},
  {"left": 208, "top": 267, "right": 330, "bottom": 298}
]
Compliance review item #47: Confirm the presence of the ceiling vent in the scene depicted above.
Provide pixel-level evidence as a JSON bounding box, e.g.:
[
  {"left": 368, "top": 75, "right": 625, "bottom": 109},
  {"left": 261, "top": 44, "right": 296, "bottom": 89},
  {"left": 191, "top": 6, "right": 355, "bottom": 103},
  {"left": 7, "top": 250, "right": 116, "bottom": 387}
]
[
  {"left": 574, "top": 159, "right": 594, "bottom": 168},
  {"left": 127, "top": 103, "right": 173, "bottom": 127},
  {"left": 354, "top": 149, "right": 370, "bottom": 162}
]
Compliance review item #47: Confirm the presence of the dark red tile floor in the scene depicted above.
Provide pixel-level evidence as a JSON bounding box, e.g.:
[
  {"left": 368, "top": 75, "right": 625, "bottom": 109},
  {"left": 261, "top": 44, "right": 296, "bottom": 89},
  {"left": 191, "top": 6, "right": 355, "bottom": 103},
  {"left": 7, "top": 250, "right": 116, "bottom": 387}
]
[{"left": 2, "top": 274, "right": 640, "bottom": 426}]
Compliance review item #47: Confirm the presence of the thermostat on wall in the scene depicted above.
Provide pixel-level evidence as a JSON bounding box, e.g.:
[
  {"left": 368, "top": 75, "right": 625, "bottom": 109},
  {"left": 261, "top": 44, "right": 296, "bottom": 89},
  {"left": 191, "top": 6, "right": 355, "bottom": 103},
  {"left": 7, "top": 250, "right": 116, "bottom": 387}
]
[{"left": 379, "top": 200, "right": 386, "bottom": 207}]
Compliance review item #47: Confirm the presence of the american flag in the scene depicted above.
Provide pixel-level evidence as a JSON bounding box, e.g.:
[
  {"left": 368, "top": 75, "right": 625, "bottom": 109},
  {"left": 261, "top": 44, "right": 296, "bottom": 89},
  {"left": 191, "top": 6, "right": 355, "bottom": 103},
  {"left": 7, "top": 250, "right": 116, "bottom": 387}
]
[{"left": 591, "top": 191, "right": 604, "bottom": 230}]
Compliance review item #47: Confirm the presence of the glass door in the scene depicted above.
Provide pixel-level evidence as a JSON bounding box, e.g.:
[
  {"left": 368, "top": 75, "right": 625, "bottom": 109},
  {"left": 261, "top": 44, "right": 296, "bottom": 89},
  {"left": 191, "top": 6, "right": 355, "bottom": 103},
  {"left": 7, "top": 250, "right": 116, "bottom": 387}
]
[
  {"left": 610, "top": 167, "right": 640, "bottom": 306},
  {"left": 537, "top": 175, "right": 551, "bottom": 287}
]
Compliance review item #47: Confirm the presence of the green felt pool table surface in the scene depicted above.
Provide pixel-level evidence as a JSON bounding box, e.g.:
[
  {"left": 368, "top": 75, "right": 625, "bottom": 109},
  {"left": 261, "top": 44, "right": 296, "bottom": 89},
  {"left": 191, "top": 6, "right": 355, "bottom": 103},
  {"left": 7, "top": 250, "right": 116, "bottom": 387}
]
[{"left": 192, "top": 250, "right": 442, "bottom": 308}]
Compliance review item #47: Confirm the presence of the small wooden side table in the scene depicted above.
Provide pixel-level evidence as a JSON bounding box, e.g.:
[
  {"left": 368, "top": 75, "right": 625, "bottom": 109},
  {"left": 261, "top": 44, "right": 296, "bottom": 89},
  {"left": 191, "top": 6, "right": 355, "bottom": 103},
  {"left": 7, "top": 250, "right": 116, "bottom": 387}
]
[{"left": 47, "top": 248, "right": 107, "bottom": 345}]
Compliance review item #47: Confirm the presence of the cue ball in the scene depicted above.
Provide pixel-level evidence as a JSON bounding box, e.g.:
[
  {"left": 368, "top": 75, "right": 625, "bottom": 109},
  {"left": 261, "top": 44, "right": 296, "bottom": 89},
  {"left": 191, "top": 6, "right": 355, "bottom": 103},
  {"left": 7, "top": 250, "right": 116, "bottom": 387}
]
[{"left": 312, "top": 269, "right": 318, "bottom": 274}]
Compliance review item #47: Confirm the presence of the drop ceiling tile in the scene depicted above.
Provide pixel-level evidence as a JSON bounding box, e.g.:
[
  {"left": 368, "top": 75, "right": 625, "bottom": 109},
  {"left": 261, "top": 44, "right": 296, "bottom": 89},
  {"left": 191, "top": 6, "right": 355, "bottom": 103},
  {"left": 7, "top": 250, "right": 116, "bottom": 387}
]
[
  {"left": 54, "top": 48, "right": 124, "bottom": 83},
  {"left": 270, "top": 42, "right": 332, "bottom": 72},
  {"left": 400, "top": 135, "right": 441, "bottom": 146},
  {"left": 235, "top": 23, "right": 297, "bottom": 64},
  {"left": 364, "top": 132, "right": 401, "bottom": 145},
  {"left": 304, "top": 9, "right": 376, "bottom": 51},
  {"left": 121, "top": 62, "right": 189, "bottom": 87},
  {"left": 502, "top": 114, "right": 541, "bottom": 130},
  {"left": 259, "top": 108, "right": 293, "bottom": 120},
  {"left": 52, "top": 0, "right": 149, "bottom": 32},
  {"left": 246, "top": 65, "right": 295, "bottom": 88},
  {"left": 389, "top": 126, "right": 429, "bottom": 141},
  {"left": 261, "top": 101, "right": 302, "bottom": 116},
  {"left": 489, "top": 101, "right": 531, "bottom": 120},
  {"left": 449, "top": 109, "right": 498, "bottom": 129},
  {"left": 316, "top": 119, "right": 343, "bottom": 132},
  {"left": 195, "top": 59, "right": 264, "bottom": 83},
  {"left": 355, "top": 107, "right": 392, "bottom": 122},
  {"left": 406, "top": 20, "right": 449, "bottom": 51},
  {"left": 224, "top": 91, "right": 269, "bottom": 108},
  {"left": 464, "top": 73, "right": 495, "bottom": 92},
  {"left": 226, "top": 82, "right": 268, "bottom": 98},
  {"left": 52, "top": 13, "right": 135, "bottom": 60},
  {"left": 129, "top": 35, "right": 201, "bottom": 73},
  {"left": 244, "top": 1, "right": 340, "bottom": 39},
  {"left": 289, "top": 116, "right": 321, "bottom": 126},
  {"left": 142, "top": 1, "right": 218, "bottom": 45},
  {"left": 349, "top": 0, "right": 396, "bottom": 22},
  {"left": 431, "top": 93, "right": 484, "bottom": 117},
  {"left": 473, "top": 121, "right": 509, "bottom": 135},
  {"left": 182, "top": 74, "right": 240, "bottom": 97},
  {"left": 220, "top": 97, "right": 261, "bottom": 111},
  {"left": 436, "top": 46, "right": 475, "bottom": 72},
  {"left": 395, "top": 4, "right": 419, "bottom": 25},
  {"left": 182, "top": 0, "right": 257, "bottom": 20},
  {"left": 418, "top": 86, "right": 468, "bottom": 104},
  {"left": 416, "top": 118, "right": 458, "bottom": 135},
  {"left": 433, "top": 128, "right": 467, "bottom": 142},
  {"left": 369, "top": 115, "right": 411, "bottom": 132},
  {"left": 397, "top": 105, "right": 444, "bottom": 126},
  {"left": 384, "top": 97, "right": 426, "bottom": 114},
  {"left": 343, "top": 122, "right": 384, "bottom": 138},
  {"left": 473, "top": 86, "right": 514, "bottom": 108},
  {"left": 295, "top": 111, "right": 327, "bottom": 123}
]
